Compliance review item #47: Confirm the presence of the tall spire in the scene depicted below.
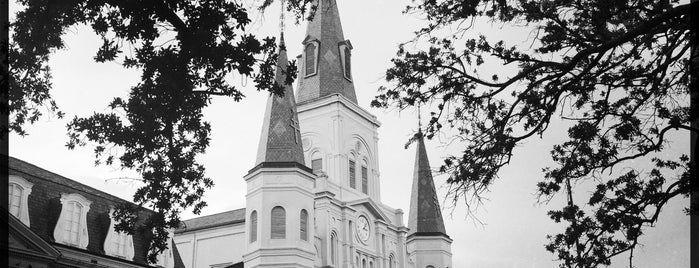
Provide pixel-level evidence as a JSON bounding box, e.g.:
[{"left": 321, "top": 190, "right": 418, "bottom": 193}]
[
  {"left": 407, "top": 135, "right": 448, "bottom": 237},
  {"left": 254, "top": 35, "right": 305, "bottom": 166},
  {"left": 296, "top": 0, "right": 358, "bottom": 104}
]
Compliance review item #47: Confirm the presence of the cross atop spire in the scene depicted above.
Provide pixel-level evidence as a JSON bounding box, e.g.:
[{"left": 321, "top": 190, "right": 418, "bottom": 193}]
[
  {"left": 407, "top": 135, "right": 448, "bottom": 238},
  {"left": 254, "top": 34, "right": 305, "bottom": 166},
  {"left": 296, "top": 0, "right": 358, "bottom": 104}
]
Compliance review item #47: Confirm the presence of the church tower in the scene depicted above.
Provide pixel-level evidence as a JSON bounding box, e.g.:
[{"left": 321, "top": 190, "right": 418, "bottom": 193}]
[
  {"left": 406, "top": 134, "right": 453, "bottom": 268},
  {"left": 243, "top": 34, "right": 316, "bottom": 268},
  {"left": 295, "top": 0, "right": 390, "bottom": 267}
]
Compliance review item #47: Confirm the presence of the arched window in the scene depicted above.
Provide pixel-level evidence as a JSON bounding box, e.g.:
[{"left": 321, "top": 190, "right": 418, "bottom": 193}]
[
  {"left": 104, "top": 208, "right": 134, "bottom": 260},
  {"left": 426, "top": 266, "right": 435, "bottom": 268},
  {"left": 330, "top": 232, "right": 338, "bottom": 265},
  {"left": 305, "top": 43, "right": 317, "bottom": 76},
  {"left": 64, "top": 201, "right": 83, "bottom": 245},
  {"left": 349, "top": 156, "right": 356, "bottom": 189},
  {"left": 361, "top": 160, "right": 368, "bottom": 194},
  {"left": 344, "top": 47, "right": 351, "bottom": 79},
  {"left": 389, "top": 255, "right": 396, "bottom": 268},
  {"left": 54, "top": 193, "right": 91, "bottom": 249},
  {"left": 300, "top": 209, "right": 308, "bottom": 241},
  {"left": 369, "top": 261, "right": 374, "bottom": 268},
  {"left": 271, "top": 206, "right": 286, "bottom": 239},
  {"left": 362, "top": 258, "right": 367, "bottom": 268},
  {"left": 250, "top": 210, "right": 258, "bottom": 243},
  {"left": 8, "top": 175, "right": 33, "bottom": 226},
  {"left": 9, "top": 183, "right": 24, "bottom": 218}
]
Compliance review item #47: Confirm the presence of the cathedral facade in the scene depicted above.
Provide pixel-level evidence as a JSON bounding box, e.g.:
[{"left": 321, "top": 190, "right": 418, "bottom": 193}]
[{"left": 173, "top": 1, "right": 453, "bottom": 268}]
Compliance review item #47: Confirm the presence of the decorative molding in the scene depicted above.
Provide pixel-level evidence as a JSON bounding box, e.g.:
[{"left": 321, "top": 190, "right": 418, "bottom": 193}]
[
  {"left": 155, "top": 229, "right": 175, "bottom": 268},
  {"left": 104, "top": 208, "right": 135, "bottom": 260},
  {"left": 54, "top": 193, "right": 92, "bottom": 249},
  {"left": 8, "top": 175, "right": 33, "bottom": 227}
]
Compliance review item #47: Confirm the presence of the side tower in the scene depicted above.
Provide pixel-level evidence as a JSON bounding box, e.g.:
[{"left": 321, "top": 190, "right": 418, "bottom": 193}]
[
  {"left": 406, "top": 134, "right": 453, "bottom": 268},
  {"left": 243, "top": 35, "right": 316, "bottom": 268}
]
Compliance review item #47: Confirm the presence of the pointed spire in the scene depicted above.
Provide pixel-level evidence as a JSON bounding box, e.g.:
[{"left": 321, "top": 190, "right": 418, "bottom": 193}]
[
  {"left": 254, "top": 35, "right": 305, "bottom": 166},
  {"left": 296, "top": 0, "right": 358, "bottom": 104},
  {"left": 407, "top": 135, "right": 448, "bottom": 238}
]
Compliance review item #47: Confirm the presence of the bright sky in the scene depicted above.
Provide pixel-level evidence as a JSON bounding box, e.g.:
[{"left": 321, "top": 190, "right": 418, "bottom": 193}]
[{"left": 9, "top": 1, "right": 690, "bottom": 267}]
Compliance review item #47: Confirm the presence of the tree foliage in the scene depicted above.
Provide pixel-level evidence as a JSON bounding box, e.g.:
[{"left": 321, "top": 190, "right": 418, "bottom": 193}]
[
  {"left": 9, "top": 0, "right": 313, "bottom": 263},
  {"left": 373, "top": 0, "right": 697, "bottom": 266}
]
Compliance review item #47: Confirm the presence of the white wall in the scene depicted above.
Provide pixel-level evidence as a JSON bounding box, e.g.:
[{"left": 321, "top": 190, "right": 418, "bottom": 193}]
[{"left": 174, "top": 224, "right": 246, "bottom": 268}]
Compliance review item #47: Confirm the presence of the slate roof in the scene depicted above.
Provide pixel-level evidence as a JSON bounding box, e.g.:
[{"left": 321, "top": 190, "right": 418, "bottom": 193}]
[
  {"left": 5, "top": 155, "right": 185, "bottom": 267},
  {"left": 255, "top": 34, "right": 306, "bottom": 166},
  {"left": 175, "top": 208, "right": 246, "bottom": 234},
  {"left": 296, "top": 0, "right": 358, "bottom": 104},
  {"left": 407, "top": 135, "right": 449, "bottom": 238}
]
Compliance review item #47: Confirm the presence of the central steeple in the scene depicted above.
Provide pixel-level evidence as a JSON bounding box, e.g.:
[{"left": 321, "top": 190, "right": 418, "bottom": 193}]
[{"left": 296, "top": 0, "right": 358, "bottom": 104}]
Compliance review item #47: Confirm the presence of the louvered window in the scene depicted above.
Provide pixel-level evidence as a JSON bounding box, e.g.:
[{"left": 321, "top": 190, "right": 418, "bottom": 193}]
[
  {"left": 271, "top": 206, "right": 286, "bottom": 239},
  {"left": 300, "top": 209, "right": 308, "bottom": 241},
  {"left": 305, "top": 43, "right": 317, "bottom": 76},
  {"left": 349, "top": 160, "right": 356, "bottom": 189},
  {"left": 250, "top": 211, "right": 258, "bottom": 243},
  {"left": 361, "top": 166, "right": 368, "bottom": 194},
  {"left": 344, "top": 47, "right": 352, "bottom": 79},
  {"left": 312, "top": 159, "right": 322, "bottom": 175}
]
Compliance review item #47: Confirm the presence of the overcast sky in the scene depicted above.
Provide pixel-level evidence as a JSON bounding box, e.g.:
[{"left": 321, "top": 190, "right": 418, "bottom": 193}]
[{"left": 9, "top": 1, "right": 690, "bottom": 267}]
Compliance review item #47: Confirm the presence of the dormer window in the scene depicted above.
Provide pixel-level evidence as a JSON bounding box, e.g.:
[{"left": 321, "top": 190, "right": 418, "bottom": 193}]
[
  {"left": 339, "top": 40, "right": 353, "bottom": 81},
  {"left": 8, "top": 175, "right": 33, "bottom": 226},
  {"left": 155, "top": 229, "right": 175, "bottom": 268},
  {"left": 104, "top": 208, "right": 135, "bottom": 260},
  {"left": 54, "top": 193, "right": 91, "bottom": 249},
  {"left": 304, "top": 41, "right": 320, "bottom": 77},
  {"left": 343, "top": 47, "right": 351, "bottom": 79}
]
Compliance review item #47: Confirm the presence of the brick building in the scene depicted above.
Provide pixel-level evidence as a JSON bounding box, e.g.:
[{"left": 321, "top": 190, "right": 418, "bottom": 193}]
[{"left": 5, "top": 156, "right": 186, "bottom": 268}]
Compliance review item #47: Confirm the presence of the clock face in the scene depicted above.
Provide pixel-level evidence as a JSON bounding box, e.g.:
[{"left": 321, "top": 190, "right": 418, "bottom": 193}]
[{"left": 356, "top": 216, "right": 371, "bottom": 243}]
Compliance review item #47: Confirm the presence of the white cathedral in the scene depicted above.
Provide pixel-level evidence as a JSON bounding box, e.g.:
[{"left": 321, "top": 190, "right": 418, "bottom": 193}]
[{"left": 173, "top": 1, "right": 453, "bottom": 267}]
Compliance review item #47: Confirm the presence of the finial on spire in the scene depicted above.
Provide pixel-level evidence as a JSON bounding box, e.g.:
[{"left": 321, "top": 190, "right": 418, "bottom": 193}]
[
  {"left": 278, "top": 0, "right": 286, "bottom": 51},
  {"left": 417, "top": 104, "right": 423, "bottom": 138},
  {"left": 279, "top": 0, "right": 286, "bottom": 33}
]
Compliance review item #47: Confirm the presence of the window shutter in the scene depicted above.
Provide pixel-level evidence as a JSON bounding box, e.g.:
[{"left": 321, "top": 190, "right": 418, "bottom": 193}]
[
  {"left": 361, "top": 166, "right": 368, "bottom": 194},
  {"left": 305, "top": 43, "right": 317, "bottom": 76},
  {"left": 311, "top": 159, "right": 323, "bottom": 175},
  {"left": 344, "top": 47, "right": 351, "bottom": 78},
  {"left": 349, "top": 160, "right": 356, "bottom": 189},
  {"left": 271, "top": 206, "right": 286, "bottom": 239}
]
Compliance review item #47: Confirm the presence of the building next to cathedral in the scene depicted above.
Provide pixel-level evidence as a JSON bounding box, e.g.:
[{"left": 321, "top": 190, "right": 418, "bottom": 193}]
[
  {"left": 173, "top": 0, "right": 453, "bottom": 268},
  {"left": 5, "top": 156, "right": 185, "bottom": 268}
]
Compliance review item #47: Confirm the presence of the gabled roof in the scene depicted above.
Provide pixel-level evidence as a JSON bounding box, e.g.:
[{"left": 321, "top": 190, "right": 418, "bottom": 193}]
[
  {"left": 296, "top": 0, "right": 357, "bottom": 104},
  {"left": 407, "top": 135, "right": 448, "bottom": 238},
  {"left": 6, "top": 210, "right": 62, "bottom": 261},
  {"left": 175, "top": 208, "right": 246, "bottom": 234},
  {"left": 254, "top": 33, "right": 306, "bottom": 166},
  {"left": 346, "top": 197, "right": 391, "bottom": 224}
]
